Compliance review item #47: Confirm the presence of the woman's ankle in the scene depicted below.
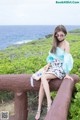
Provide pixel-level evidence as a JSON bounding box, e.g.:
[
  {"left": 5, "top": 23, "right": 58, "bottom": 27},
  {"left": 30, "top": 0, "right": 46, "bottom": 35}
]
[
  {"left": 47, "top": 99, "right": 52, "bottom": 107},
  {"left": 47, "top": 99, "right": 52, "bottom": 112}
]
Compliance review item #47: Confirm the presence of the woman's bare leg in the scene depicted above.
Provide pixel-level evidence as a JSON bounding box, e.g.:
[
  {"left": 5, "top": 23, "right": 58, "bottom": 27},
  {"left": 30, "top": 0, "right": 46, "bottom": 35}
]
[
  {"left": 41, "top": 73, "right": 57, "bottom": 110},
  {"left": 37, "top": 82, "right": 45, "bottom": 111},
  {"left": 35, "top": 82, "right": 45, "bottom": 119}
]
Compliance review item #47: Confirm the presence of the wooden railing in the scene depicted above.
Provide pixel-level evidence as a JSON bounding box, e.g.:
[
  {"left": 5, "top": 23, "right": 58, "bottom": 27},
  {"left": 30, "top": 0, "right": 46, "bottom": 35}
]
[{"left": 0, "top": 74, "right": 79, "bottom": 120}]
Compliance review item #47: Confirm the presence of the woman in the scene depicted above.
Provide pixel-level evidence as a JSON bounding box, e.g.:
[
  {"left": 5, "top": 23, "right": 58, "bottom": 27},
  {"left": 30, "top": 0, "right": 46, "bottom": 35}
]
[{"left": 35, "top": 25, "right": 74, "bottom": 120}]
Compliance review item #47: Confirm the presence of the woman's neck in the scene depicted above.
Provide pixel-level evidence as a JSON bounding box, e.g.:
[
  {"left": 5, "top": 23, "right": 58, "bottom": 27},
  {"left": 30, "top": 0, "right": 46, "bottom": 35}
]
[{"left": 58, "top": 40, "right": 65, "bottom": 49}]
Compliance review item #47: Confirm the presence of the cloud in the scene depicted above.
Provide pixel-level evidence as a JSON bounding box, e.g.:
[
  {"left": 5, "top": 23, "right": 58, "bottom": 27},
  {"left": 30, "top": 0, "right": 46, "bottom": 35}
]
[{"left": 0, "top": 0, "right": 80, "bottom": 25}]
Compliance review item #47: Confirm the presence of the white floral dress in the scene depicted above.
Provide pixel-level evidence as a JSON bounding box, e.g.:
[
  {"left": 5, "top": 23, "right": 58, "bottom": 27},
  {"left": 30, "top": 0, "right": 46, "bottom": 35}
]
[{"left": 45, "top": 47, "right": 73, "bottom": 79}]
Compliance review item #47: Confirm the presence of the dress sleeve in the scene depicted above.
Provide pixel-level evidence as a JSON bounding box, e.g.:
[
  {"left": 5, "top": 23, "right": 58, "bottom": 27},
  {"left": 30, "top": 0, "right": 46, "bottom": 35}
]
[
  {"left": 46, "top": 51, "right": 56, "bottom": 63},
  {"left": 62, "top": 53, "right": 74, "bottom": 74}
]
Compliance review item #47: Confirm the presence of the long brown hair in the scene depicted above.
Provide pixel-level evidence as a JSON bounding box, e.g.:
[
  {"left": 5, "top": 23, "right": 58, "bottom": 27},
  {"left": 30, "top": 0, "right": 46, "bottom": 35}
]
[{"left": 50, "top": 25, "right": 67, "bottom": 53}]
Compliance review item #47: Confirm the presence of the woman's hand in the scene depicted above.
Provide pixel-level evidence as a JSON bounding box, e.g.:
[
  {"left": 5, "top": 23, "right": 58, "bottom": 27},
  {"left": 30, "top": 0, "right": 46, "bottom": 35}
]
[
  {"left": 44, "top": 65, "right": 49, "bottom": 71},
  {"left": 64, "top": 74, "right": 73, "bottom": 81},
  {"left": 44, "top": 63, "right": 51, "bottom": 71}
]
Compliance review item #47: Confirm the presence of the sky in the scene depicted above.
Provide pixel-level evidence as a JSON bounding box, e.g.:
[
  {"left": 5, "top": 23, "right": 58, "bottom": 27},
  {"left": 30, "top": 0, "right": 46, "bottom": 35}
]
[{"left": 0, "top": 0, "right": 80, "bottom": 25}]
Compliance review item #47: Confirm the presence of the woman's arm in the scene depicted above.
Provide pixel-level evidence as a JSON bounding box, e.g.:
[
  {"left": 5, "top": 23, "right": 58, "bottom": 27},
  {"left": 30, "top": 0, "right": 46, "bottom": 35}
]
[{"left": 64, "top": 41, "right": 74, "bottom": 81}]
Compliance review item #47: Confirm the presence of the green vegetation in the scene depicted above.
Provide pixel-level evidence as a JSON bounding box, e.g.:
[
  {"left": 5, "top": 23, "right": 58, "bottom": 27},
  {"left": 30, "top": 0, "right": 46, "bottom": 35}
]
[
  {"left": 69, "top": 29, "right": 80, "bottom": 33},
  {"left": 0, "top": 31, "right": 80, "bottom": 119}
]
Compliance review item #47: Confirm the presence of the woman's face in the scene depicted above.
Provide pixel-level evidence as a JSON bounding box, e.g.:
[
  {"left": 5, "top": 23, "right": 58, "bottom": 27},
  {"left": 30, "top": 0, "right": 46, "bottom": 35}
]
[{"left": 55, "top": 31, "right": 66, "bottom": 41}]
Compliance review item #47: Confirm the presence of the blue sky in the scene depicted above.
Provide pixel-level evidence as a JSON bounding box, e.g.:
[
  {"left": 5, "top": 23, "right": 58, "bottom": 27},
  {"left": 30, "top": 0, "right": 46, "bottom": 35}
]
[{"left": 0, "top": 0, "right": 80, "bottom": 25}]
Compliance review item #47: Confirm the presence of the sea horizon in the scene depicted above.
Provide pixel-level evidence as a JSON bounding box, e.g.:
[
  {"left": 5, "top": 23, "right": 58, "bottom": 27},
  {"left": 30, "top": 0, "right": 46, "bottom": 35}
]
[{"left": 0, "top": 25, "right": 80, "bottom": 50}]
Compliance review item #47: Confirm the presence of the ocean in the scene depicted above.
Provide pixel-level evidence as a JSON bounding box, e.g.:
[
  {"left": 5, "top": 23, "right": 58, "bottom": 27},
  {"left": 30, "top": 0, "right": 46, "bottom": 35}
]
[{"left": 0, "top": 25, "right": 80, "bottom": 50}]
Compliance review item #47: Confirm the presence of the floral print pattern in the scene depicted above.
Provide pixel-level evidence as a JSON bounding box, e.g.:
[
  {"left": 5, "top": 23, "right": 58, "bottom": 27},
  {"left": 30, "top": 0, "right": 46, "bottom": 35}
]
[{"left": 45, "top": 58, "right": 66, "bottom": 79}]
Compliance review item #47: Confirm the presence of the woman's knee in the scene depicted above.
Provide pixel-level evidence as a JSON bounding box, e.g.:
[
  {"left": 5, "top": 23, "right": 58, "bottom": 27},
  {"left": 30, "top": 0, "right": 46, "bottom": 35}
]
[
  {"left": 41, "top": 74, "right": 47, "bottom": 80},
  {"left": 41, "top": 74, "right": 49, "bottom": 82}
]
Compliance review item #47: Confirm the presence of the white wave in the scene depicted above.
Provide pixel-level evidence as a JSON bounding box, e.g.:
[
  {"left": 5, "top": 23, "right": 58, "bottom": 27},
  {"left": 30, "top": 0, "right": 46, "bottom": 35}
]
[{"left": 14, "top": 40, "right": 33, "bottom": 45}]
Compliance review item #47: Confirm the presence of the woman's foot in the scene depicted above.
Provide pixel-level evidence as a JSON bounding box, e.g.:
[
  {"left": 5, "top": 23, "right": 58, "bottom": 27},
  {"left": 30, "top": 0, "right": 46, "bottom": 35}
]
[
  {"left": 35, "top": 110, "right": 41, "bottom": 120},
  {"left": 47, "top": 100, "right": 52, "bottom": 112}
]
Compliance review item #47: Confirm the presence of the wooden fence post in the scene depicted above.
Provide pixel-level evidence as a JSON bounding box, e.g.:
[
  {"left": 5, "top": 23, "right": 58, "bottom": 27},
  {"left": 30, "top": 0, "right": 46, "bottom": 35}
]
[{"left": 14, "top": 92, "right": 28, "bottom": 120}]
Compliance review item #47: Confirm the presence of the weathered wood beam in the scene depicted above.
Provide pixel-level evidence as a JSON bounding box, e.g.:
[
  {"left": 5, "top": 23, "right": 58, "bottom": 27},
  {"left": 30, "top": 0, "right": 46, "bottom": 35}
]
[
  {"left": 0, "top": 74, "right": 79, "bottom": 92},
  {"left": 45, "top": 76, "right": 79, "bottom": 120}
]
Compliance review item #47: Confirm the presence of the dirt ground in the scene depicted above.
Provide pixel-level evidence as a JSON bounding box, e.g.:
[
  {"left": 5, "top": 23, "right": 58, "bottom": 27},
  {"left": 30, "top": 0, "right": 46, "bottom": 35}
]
[{"left": 0, "top": 100, "right": 47, "bottom": 120}]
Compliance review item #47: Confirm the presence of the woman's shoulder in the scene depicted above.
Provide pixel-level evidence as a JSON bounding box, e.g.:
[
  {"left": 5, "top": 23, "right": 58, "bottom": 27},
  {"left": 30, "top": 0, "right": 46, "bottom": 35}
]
[
  {"left": 64, "top": 40, "right": 70, "bottom": 53},
  {"left": 65, "top": 40, "right": 69, "bottom": 47}
]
